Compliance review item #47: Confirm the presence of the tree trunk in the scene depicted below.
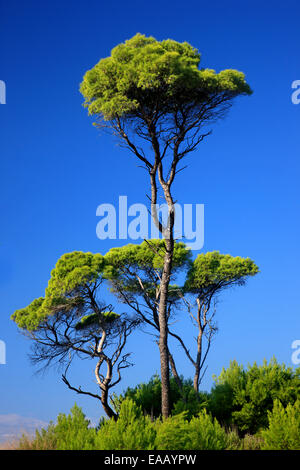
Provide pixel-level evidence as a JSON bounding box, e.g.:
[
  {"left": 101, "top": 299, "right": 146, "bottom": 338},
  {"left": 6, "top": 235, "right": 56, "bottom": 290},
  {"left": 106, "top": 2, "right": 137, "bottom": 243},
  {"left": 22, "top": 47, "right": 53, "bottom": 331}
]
[
  {"left": 158, "top": 234, "right": 174, "bottom": 418},
  {"left": 168, "top": 348, "right": 183, "bottom": 392},
  {"left": 150, "top": 151, "right": 176, "bottom": 419},
  {"left": 193, "top": 328, "right": 203, "bottom": 392},
  {"left": 95, "top": 332, "right": 118, "bottom": 420},
  {"left": 193, "top": 365, "right": 200, "bottom": 392},
  {"left": 101, "top": 387, "right": 118, "bottom": 420}
]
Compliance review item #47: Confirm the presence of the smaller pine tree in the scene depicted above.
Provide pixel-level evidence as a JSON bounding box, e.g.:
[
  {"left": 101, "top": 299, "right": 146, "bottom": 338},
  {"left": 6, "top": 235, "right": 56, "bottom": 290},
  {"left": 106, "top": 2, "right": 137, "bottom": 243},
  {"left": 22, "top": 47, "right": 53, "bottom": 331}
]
[{"left": 260, "top": 399, "right": 300, "bottom": 450}]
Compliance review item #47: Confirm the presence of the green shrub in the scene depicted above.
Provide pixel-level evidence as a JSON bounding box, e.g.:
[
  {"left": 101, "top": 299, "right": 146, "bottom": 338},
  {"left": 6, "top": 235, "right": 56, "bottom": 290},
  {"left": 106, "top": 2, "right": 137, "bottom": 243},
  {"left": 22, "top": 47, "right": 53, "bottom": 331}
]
[
  {"left": 53, "top": 403, "right": 97, "bottom": 450},
  {"left": 18, "top": 404, "right": 96, "bottom": 450},
  {"left": 172, "top": 389, "right": 209, "bottom": 420},
  {"left": 16, "top": 358, "right": 300, "bottom": 451},
  {"left": 95, "top": 399, "right": 156, "bottom": 450},
  {"left": 114, "top": 374, "right": 187, "bottom": 419},
  {"left": 208, "top": 382, "right": 235, "bottom": 425},
  {"left": 154, "top": 413, "right": 191, "bottom": 450},
  {"left": 155, "top": 409, "right": 228, "bottom": 450},
  {"left": 115, "top": 374, "right": 209, "bottom": 420},
  {"left": 97, "top": 398, "right": 229, "bottom": 451},
  {"left": 209, "top": 358, "right": 300, "bottom": 435},
  {"left": 260, "top": 399, "right": 300, "bottom": 450}
]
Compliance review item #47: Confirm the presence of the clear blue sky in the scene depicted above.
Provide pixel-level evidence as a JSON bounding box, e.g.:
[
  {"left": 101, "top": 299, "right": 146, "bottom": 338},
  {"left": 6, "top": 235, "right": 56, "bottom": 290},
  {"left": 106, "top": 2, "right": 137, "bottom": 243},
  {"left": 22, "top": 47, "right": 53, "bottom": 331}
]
[{"left": 0, "top": 0, "right": 299, "bottom": 427}]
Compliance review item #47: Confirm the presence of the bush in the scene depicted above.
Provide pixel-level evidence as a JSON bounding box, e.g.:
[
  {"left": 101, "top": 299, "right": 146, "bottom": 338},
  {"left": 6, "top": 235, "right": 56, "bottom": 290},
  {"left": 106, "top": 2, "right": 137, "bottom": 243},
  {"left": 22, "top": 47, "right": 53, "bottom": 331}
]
[
  {"left": 172, "top": 388, "right": 209, "bottom": 420},
  {"left": 209, "top": 358, "right": 300, "bottom": 435},
  {"left": 95, "top": 399, "right": 156, "bottom": 450},
  {"left": 260, "top": 399, "right": 300, "bottom": 450},
  {"left": 18, "top": 404, "right": 96, "bottom": 450},
  {"left": 154, "top": 413, "right": 191, "bottom": 450},
  {"left": 97, "top": 398, "right": 229, "bottom": 450},
  {"left": 15, "top": 358, "right": 300, "bottom": 450},
  {"left": 113, "top": 374, "right": 183, "bottom": 418},
  {"left": 155, "top": 409, "right": 228, "bottom": 450},
  {"left": 114, "top": 374, "right": 209, "bottom": 420}
]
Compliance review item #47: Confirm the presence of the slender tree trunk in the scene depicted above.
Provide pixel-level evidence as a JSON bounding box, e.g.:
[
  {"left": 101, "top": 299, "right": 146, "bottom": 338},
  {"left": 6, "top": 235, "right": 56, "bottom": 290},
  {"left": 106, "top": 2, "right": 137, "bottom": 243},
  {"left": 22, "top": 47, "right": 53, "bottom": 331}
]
[
  {"left": 157, "top": 196, "right": 175, "bottom": 418},
  {"left": 158, "top": 242, "right": 172, "bottom": 418},
  {"left": 149, "top": 168, "right": 171, "bottom": 418},
  {"left": 192, "top": 327, "right": 201, "bottom": 392},
  {"left": 95, "top": 330, "right": 117, "bottom": 420},
  {"left": 168, "top": 348, "right": 183, "bottom": 392},
  {"left": 193, "top": 367, "right": 200, "bottom": 393},
  {"left": 149, "top": 135, "right": 176, "bottom": 419},
  {"left": 101, "top": 387, "right": 117, "bottom": 420}
]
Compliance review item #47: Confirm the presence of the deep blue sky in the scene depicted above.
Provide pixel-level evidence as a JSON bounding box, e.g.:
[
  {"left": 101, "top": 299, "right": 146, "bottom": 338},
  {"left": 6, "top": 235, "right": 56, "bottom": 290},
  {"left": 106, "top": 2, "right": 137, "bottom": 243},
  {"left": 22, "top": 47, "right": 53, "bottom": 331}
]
[{"left": 0, "top": 0, "right": 299, "bottom": 427}]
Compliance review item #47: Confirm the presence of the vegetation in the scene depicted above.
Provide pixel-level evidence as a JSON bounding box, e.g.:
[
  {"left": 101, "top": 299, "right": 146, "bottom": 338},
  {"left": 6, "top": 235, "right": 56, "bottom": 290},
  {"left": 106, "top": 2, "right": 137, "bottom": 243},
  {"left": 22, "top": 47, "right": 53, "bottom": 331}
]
[
  {"left": 260, "top": 399, "right": 300, "bottom": 450},
  {"left": 17, "top": 404, "right": 97, "bottom": 450},
  {"left": 12, "top": 359, "right": 300, "bottom": 450},
  {"left": 209, "top": 358, "right": 300, "bottom": 435}
]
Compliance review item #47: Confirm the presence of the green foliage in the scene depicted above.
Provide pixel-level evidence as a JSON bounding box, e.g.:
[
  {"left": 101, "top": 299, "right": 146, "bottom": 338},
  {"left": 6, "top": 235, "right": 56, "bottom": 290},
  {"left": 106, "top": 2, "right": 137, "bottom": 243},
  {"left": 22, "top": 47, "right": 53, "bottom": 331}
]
[
  {"left": 114, "top": 374, "right": 183, "bottom": 418},
  {"left": 45, "top": 251, "right": 105, "bottom": 297},
  {"left": 155, "top": 410, "right": 228, "bottom": 450},
  {"left": 260, "top": 399, "right": 300, "bottom": 450},
  {"left": 154, "top": 413, "right": 191, "bottom": 450},
  {"left": 20, "top": 404, "right": 97, "bottom": 450},
  {"left": 11, "top": 251, "right": 106, "bottom": 331},
  {"left": 80, "top": 33, "right": 252, "bottom": 121},
  {"left": 74, "top": 311, "right": 120, "bottom": 330},
  {"left": 104, "top": 239, "right": 191, "bottom": 278},
  {"left": 11, "top": 296, "right": 45, "bottom": 331},
  {"left": 208, "top": 382, "right": 235, "bottom": 425},
  {"left": 171, "top": 386, "right": 209, "bottom": 420},
  {"left": 95, "top": 399, "right": 156, "bottom": 450},
  {"left": 98, "top": 397, "right": 228, "bottom": 450},
  {"left": 14, "top": 360, "right": 300, "bottom": 450},
  {"left": 185, "top": 251, "right": 259, "bottom": 293},
  {"left": 103, "top": 240, "right": 191, "bottom": 307},
  {"left": 114, "top": 374, "right": 208, "bottom": 420},
  {"left": 209, "top": 358, "right": 300, "bottom": 435}
]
